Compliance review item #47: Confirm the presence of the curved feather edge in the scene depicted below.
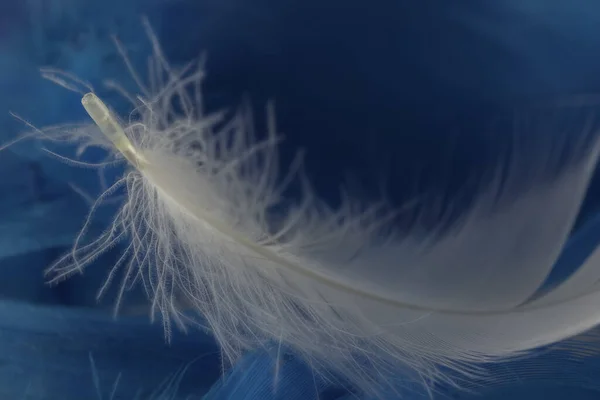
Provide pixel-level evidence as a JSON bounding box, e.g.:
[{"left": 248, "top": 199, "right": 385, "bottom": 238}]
[{"left": 29, "top": 19, "right": 600, "bottom": 397}]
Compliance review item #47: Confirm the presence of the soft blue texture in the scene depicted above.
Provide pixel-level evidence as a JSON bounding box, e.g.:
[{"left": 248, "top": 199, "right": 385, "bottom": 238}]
[{"left": 2, "top": 0, "right": 600, "bottom": 399}]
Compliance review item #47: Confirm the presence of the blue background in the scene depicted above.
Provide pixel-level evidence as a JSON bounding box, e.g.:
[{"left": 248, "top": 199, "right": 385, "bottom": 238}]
[{"left": 2, "top": 0, "right": 600, "bottom": 398}]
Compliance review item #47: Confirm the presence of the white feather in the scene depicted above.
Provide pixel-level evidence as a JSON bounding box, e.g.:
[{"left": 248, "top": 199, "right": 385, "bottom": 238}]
[{"left": 30, "top": 19, "right": 600, "bottom": 395}]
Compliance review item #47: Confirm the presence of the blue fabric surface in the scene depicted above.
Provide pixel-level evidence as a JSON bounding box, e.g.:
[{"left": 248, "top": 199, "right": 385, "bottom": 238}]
[{"left": 2, "top": 0, "right": 600, "bottom": 399}]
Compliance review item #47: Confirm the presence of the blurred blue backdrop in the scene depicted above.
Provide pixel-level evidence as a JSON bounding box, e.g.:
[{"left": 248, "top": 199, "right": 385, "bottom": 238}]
[{"left": 2, "top": 0, "right": 600, "bottom": 398}]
